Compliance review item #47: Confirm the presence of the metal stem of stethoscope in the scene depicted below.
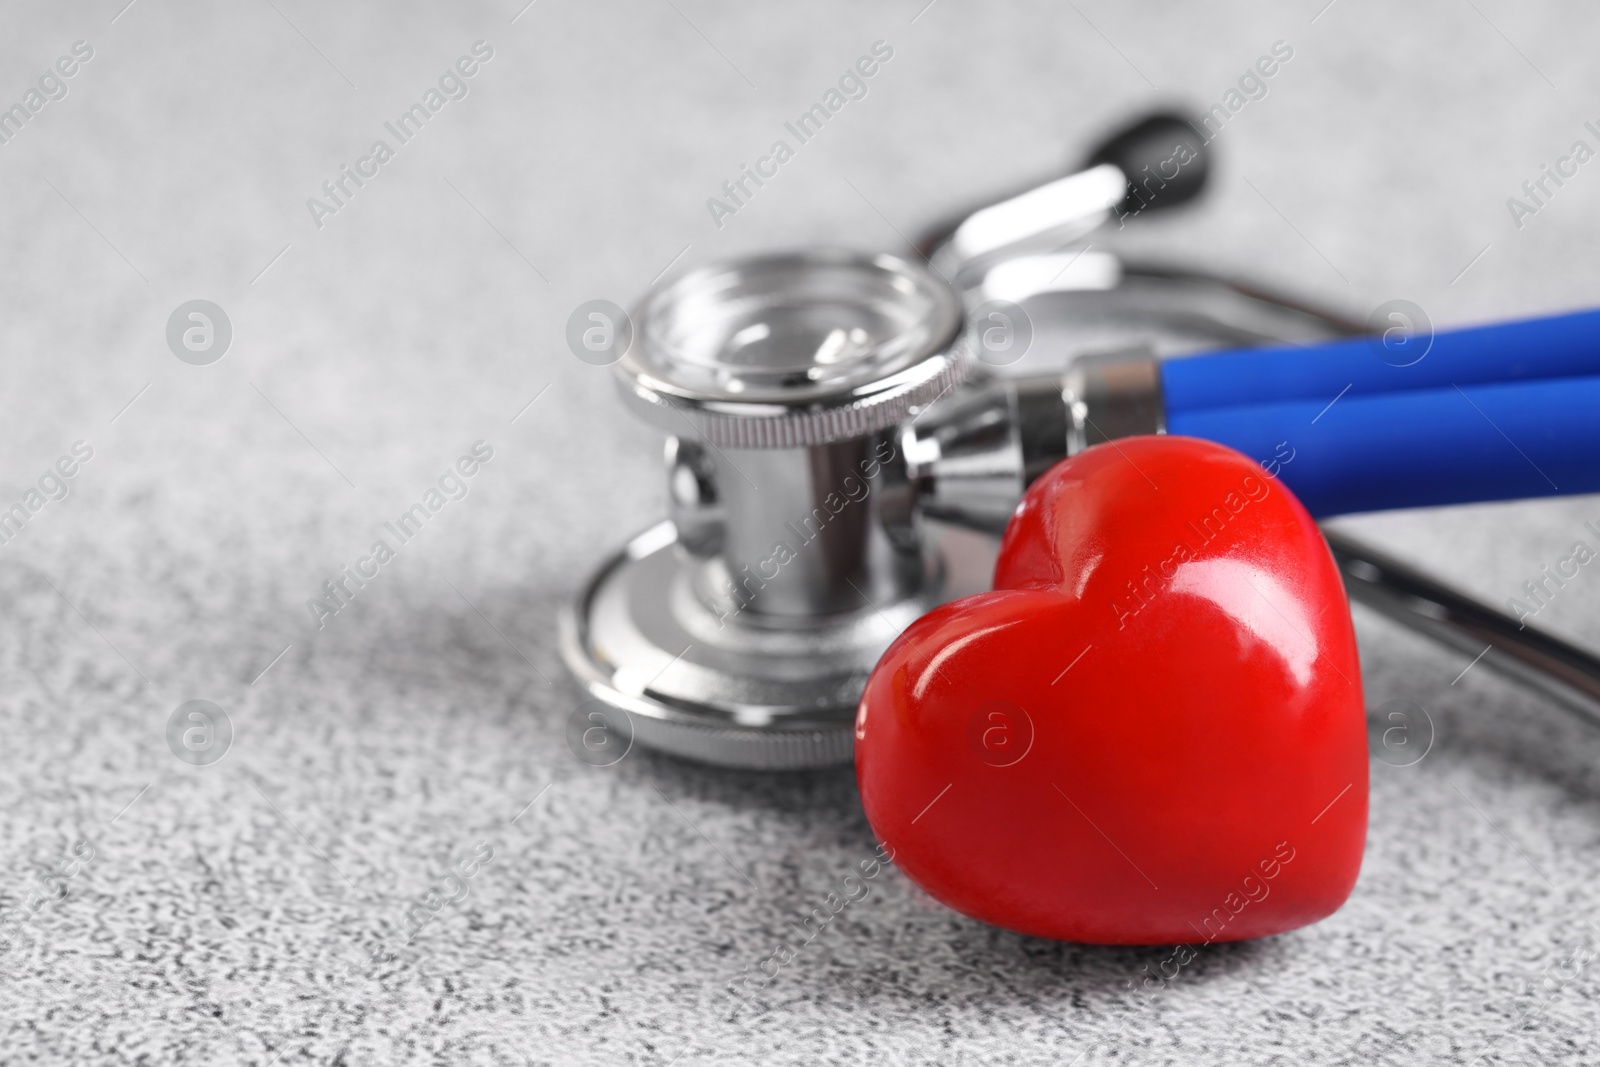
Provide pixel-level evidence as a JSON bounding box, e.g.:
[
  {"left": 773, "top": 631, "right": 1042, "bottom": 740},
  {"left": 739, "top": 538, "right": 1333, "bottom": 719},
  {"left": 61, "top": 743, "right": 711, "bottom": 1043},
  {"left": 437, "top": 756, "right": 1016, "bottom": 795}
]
[
  {"left": 562, "top": 111, "right": 1600, "bottom": 768},
  {"left": 1326, "top": 531, "right": 1600, "bottom": 731}
]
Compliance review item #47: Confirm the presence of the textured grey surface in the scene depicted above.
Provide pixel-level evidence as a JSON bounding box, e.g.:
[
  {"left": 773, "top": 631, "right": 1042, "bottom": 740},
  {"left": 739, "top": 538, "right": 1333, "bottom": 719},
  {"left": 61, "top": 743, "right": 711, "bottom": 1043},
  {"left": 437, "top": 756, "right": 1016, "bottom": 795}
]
[{"left": 2, "top": 1, "right": 1600, "bottom": 1064}]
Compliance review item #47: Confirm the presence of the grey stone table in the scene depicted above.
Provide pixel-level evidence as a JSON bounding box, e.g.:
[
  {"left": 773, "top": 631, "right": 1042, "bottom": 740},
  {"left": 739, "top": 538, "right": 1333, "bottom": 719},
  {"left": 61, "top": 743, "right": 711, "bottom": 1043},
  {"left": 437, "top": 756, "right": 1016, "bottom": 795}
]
[{"left": 2, "top": 1, "right": 1599, "bottom": 1063}]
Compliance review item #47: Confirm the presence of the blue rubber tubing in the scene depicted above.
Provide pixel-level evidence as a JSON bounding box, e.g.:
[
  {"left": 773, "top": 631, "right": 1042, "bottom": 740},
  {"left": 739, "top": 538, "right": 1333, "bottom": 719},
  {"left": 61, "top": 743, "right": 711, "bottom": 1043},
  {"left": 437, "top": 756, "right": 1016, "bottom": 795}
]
[
  {"left": 1165, "top": 376, "right": 1600, "bottom": 518},
  {"left": 1162, "top": 307, "right": 1600, "bottom": 416}
]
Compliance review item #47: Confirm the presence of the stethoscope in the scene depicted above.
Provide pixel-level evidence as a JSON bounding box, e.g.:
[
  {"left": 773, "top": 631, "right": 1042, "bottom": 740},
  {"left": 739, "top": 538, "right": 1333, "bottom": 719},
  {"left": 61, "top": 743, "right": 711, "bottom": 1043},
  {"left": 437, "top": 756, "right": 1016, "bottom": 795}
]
[{"left": 560, "top": 111, "right": 1600, "bottom": 770}]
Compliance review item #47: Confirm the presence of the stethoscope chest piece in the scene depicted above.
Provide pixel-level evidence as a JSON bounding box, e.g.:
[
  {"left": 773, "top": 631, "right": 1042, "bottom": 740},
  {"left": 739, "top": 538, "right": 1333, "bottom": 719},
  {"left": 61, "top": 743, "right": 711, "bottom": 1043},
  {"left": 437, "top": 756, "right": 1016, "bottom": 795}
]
[{"left": 561, "top": 249, "right": 976, "bottom": 769}]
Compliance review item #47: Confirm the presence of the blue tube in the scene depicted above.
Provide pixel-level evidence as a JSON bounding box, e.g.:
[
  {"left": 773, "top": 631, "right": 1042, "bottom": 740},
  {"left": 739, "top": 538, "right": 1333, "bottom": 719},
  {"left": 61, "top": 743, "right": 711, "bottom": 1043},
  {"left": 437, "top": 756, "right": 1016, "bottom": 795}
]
[
  {"left": 1166, "top": 376, "right": 1600, "bottom": 518},
  {"left": 1162, "top": 307, "right": 1600, "bottom": 416}
]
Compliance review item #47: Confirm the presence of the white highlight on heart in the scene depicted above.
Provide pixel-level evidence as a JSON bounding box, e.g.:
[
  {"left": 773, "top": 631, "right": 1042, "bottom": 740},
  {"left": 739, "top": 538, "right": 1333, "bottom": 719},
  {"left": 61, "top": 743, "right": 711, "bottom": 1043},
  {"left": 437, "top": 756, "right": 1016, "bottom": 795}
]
[{"left": 1170, "top": 559, "right": 1318, "bottom": 687}]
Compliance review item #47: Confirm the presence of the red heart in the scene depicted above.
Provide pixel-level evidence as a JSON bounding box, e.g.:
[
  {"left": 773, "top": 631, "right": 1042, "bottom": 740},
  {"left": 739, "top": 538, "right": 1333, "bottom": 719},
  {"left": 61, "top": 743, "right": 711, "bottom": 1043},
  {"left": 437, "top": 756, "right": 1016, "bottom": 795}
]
[{"left": 855, "top": 435, "right": 1367, "bottom": 944}]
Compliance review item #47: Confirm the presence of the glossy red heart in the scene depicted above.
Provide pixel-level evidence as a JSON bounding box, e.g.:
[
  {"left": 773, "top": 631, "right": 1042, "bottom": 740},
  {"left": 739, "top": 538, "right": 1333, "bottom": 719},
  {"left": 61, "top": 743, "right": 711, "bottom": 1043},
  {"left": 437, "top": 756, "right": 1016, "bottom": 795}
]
[{"left": 855, "top": 435, "right": 1367, "bottom": 944}]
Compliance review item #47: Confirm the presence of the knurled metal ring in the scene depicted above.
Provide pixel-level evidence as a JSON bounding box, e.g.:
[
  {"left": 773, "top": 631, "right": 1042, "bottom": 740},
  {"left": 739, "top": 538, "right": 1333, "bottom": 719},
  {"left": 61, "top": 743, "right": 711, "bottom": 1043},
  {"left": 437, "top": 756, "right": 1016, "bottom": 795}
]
[
  {"left": 615, "top": 248, "right": 971, "bottom": 448},
  {"left": 616, "top": 339, "right": 973, "bottom": 448}
]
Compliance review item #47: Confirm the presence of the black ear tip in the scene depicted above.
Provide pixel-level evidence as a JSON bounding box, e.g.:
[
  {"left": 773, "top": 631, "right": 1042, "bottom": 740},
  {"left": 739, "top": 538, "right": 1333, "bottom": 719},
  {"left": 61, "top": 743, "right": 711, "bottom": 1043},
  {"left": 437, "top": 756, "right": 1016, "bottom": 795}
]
[
  {"left": 1086, "top": 111, "right": 1208, "bottom": 168},
  {"left": 1086, "top": 110, "right": 1211, "bottom": 217}
]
